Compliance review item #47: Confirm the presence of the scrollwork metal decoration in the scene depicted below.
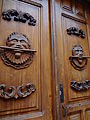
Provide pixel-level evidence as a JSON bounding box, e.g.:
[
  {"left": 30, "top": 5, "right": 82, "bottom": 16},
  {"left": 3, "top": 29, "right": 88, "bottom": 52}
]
[
  {"left": 0, "top": 32, "right": 36, "bottom": 69},
  {"left": 67, "top": 27, "right": 85, "bottom": 38},
  {"left": 71, "top": 80, "right": 90, "bottom": 91},
  {"left": 0, "top": 83, "right": 35, "bottom": 99},
  {"left": 69, "top": 45, "right": 89, "bottom": 71},
  {"left": 2, "top": 9, "right": 36, "bottom": 26}
]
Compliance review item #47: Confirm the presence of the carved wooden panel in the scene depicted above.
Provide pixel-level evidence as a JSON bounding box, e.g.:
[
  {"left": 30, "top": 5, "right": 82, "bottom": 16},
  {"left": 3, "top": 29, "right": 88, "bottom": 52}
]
[
  {"left": 62, "top": 16, "right": 90, "bottom": 101},
  {"left": 69, "top": 113, "right": 81, "bottom": 120},
  {"left": 86, "top": 110, "right": 90, "bottom": 120},
  {"left": 55, "top": 0, "right": 90, "bottom": 120},
  {"left": 0, "top": 0, "right": 40, "bottom": 115},
  {"left": 0, "top": 1, "right": 53, "bottom": 119},
  {"left": 62, "top": 0, "right": 73, "bottom": 12},
  {"left": 67, "top": 104, "right": 90, "bottom": 120},
  {"left": 75, "top": 0, "right": 85, "bottom": 18}
]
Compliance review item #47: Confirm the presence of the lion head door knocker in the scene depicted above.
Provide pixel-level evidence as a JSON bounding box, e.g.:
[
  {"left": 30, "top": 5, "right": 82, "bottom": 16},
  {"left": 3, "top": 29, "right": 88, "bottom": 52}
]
[
  {"left": 0, "top": 32, "right": 36, "bottom": 69},
  {"left": 69, "top": 45, "right": 90, "bottom": 71}
]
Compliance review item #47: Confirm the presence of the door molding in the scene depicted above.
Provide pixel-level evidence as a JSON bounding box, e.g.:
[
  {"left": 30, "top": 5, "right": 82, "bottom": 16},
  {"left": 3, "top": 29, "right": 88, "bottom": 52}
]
[{"left": 50, "top": 0, "right": 61, "bottom": 120}]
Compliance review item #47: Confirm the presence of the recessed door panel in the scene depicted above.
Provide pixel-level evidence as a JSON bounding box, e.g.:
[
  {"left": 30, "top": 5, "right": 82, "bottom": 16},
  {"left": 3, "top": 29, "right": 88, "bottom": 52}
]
[
  {"left": 0, "top": 0, "right": 53, "bottom": 119},
  {"left": 62, "top": 16, "right": 90, "bottom": 101}
]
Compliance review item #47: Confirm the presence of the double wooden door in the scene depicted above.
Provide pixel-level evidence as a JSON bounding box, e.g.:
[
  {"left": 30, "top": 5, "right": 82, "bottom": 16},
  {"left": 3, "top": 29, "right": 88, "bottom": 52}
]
[
  {"left": 0, "top": 0, "right": 53, "bottom": 120},
  {"left": 0, "top": 0, "right": 90, "bottom": 120},
  {"left": 53, "top": 0, "right": 90, "bottom": 120}
]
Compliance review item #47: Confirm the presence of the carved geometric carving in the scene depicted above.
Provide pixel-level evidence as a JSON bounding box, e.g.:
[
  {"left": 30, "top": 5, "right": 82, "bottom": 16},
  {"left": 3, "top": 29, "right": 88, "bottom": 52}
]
[
  {"left": 71, "top": 80, "right": 90, "bottom": 91},
  {"left": 0, "top": 32, "right": 36, "bottom": 69},
  {"left": 0, "top": 83, "right": 35, "bottom": 99},
  {"left": 69, "top": 45, "right": 88, "bottom": 71},
  {"left": 67, "top": 27, "right": 85, "bottom": 38},
  {"left": 2, "top": 9, "right": 36, "bottom": 26},
  {"left": 62, "top": 0, "right": 72, "bottom": 12}
]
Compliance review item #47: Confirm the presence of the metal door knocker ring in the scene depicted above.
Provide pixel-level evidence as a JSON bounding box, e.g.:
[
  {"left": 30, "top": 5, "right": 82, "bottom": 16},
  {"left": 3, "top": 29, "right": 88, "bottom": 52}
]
[
  {"left": 69, "top": 45, "right": 90, "bottom": 71},
  {"left": 0, "top": 32, "right": 36, "bottom": 69}
]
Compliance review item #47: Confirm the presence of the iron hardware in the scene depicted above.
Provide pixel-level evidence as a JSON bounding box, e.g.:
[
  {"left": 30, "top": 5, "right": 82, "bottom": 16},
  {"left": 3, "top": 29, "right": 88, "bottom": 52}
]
[
  {"left": 62, "top": 104, "right": 67, "bottom": 117},
  {"left": 59, "top": 84, "right": 64, "bottom": 103}
]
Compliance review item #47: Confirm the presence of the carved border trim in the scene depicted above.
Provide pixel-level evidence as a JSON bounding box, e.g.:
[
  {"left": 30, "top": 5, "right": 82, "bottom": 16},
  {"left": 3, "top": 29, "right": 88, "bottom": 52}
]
[
  {"left": 63, "top": 100, "right": 90, "bottom": 114},
  {"left": 62, "top": 0, "right": 73, "bottom": 12},
  {"left": 0, "top": 83, "right": 35, "bottom": 99},
  {"left": 71, "top": 80, "right": 90, "bottom": 91},
  {"left": 62, "top": 13, "right": 86, "bottom": 24}
]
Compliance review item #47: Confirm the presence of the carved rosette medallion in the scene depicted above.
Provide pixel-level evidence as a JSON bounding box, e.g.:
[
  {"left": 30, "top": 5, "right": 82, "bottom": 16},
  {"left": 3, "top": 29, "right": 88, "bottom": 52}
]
[
  {"left": 69, "top": 45, "right": 87, "bottom": 71},
  {"left": 0, "top": 32, "right": 36, "bottom": 69},
  {"left": 0, "top": 83, "right": 35, "bottom": 99}
]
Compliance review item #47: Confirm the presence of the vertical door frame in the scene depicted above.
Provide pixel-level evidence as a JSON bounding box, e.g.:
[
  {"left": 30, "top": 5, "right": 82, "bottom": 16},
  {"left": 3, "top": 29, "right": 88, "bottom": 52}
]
[{"left": 50, "top": 0, "right": 61, "bottom": 120}]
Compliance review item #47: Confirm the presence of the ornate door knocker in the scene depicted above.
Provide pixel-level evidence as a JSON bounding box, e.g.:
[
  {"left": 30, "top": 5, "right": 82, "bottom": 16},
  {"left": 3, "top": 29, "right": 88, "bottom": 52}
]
[
  {"left": 0, "top": 32, "right": 36, "bottom": 69},
  {"left": 69, "top": 45, "right": 90, "bottom": 71}
]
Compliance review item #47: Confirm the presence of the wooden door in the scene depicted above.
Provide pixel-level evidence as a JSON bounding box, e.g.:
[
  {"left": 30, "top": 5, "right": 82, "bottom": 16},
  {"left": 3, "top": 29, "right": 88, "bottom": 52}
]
[
  {"left": 53, "top": 0, "right": 90, "bottom": 120},
  {"left": 0, "top": 0, "right": 53, "bottom": 120}
]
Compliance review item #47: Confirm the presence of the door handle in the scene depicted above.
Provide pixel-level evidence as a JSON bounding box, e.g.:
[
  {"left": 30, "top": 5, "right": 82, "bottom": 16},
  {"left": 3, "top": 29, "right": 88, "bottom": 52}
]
[
  {"left": 69, "top": 56, "right": 90, "bottom": 59},
  {"left": 59, "top": 84, "right": 67, "bottom": 117},
  {"left": 59, "top": 84, "right": 64, "bottom": 103}
]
